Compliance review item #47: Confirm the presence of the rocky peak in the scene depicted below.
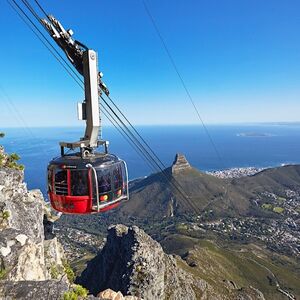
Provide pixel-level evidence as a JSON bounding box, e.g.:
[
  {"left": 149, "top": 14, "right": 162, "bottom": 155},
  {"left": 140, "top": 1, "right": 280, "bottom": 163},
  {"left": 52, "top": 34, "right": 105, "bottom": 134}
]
[
  {"left": 77, "top": 224, "right": 204, "bottom": 300},
  {"left": 171, "top": 153, "right": 191, "bottom": 174}
]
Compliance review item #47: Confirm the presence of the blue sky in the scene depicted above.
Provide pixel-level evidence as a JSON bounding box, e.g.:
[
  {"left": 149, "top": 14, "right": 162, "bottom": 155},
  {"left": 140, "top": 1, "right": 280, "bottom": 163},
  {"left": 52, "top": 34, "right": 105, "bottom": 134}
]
[{"left": 1, "top": 0, "right": 300, "bottom": 127}]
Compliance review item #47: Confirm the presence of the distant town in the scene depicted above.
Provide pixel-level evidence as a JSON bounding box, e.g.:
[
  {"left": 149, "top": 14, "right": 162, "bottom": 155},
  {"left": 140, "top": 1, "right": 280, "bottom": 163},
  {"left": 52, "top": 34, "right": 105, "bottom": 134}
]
[{"left": 206, "top": 166, "right": 265, "bottom": 178}]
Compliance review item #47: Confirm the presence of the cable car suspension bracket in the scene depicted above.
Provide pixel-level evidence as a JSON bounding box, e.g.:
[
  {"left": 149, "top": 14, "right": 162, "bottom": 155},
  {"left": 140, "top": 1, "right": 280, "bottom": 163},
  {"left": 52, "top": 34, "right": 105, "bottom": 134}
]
[{"left": 40, "top": 15, "right": 109, "bottom": 157}]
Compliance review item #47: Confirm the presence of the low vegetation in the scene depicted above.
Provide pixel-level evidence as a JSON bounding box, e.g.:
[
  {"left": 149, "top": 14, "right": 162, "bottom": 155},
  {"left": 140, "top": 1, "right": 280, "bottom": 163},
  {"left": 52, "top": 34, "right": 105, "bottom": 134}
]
[
  {"left": 62, "top": 284, "right": 88, "bottom": 300},
  {"left": 273, "top": 206, "right": 284, "bottom": 214},
  {"left": 0, "top": 259, "right": 7, "bottom": 280},
  {"left": 0, "top": 133, "right": 24, "bottom": 171},
  {"left": 0, "top": 269, "right": 7, "bottom": 280},
  {"left": 50, "top": 265, "right": 59, "bottom": 279},
  {"left": 63, "top": 259, "right": 76, "bottom": 283},
  {"left": 0, "top": 210, "right": 10, "bottom": 229},
  {"left": 1, "top": 210, "right": 10, "bottom": 220},
  {"left": 261, "top": 203, "right": 272, "bottom": 210}
]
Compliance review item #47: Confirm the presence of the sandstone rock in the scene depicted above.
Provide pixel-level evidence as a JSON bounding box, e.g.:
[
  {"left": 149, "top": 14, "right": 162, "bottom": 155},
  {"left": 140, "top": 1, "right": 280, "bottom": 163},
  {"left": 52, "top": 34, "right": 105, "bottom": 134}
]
[
  {"left": 97, "top": 288, "right": 118, "bottom": 299},
  {"left": 171, "top": 153, "right": 191, "bottom": 174},
  {"left": 96, "top": 289, "right": 140, "bottom": 300},
  {"left": 97, "top": 289, "right": 125, "bottom": 300}
]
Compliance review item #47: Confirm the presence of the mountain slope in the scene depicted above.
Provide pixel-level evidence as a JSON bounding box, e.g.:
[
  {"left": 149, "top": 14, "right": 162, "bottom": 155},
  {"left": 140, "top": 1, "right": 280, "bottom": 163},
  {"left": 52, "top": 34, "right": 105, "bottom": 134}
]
[{"left": 117, "top": 155, "right": 300, "bottom": 220}]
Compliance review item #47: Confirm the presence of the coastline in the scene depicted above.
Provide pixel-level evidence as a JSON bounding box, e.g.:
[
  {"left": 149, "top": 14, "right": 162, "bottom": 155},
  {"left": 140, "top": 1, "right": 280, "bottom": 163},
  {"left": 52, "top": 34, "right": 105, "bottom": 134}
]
[{"left": 206, "top": 163, "right": 298, "bottom": 179}]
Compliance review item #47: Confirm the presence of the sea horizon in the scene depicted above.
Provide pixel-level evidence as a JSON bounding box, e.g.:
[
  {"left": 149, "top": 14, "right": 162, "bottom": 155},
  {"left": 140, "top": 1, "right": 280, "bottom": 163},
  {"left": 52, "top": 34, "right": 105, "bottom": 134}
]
[
  {"left": 1, "top": 121, "right": 300, "bottom": 129},
  {"left": 1, "top": 123, "right": 300, "bottom": 197}
]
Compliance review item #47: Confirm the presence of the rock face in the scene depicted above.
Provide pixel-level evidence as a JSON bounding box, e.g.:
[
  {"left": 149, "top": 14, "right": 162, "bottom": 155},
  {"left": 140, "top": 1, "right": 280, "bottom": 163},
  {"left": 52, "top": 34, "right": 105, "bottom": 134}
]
[
  {"left": 0, "top": 279, "right": 69, "bottom": 300},
  {"left": 78, "top": 225, "right": 266, "bottom": 300},
  {"left": 171, "top": 153, "right": 191, "bottom": 174},
  {"left": 77, "top": 224, "right": 208, "bottom": 300},
  {"left": 0, "top": 165, "right": 69, "bottom": 299}
]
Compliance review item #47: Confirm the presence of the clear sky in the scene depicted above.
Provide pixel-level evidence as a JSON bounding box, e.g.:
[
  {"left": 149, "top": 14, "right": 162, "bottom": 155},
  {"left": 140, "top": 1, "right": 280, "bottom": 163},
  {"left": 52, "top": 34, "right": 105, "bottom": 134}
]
[{"left": 1, "top": 0, "right": 300, "bottom": 127}]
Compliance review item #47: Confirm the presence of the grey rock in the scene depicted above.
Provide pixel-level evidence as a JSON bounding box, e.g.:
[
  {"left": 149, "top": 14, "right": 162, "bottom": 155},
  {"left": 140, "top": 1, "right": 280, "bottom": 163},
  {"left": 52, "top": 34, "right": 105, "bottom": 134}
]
[
  {"left": 0, "top": 169, "right": 44, "bottom": 243},
  {"left": 0, "top": 278, "right": 69, "bottom": 300},
  {"left": 0, "top": 162, "right": 67, "bottom": 298},
  {"left": 77, "top": 224, "right": 206, "bottom": 300}
]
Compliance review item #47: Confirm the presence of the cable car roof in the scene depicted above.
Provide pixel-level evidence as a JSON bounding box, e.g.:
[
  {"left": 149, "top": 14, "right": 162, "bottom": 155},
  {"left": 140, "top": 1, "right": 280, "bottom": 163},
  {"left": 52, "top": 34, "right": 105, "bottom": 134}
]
[{"left": 48, "top": 152, "right": 122, "bottom": 169}]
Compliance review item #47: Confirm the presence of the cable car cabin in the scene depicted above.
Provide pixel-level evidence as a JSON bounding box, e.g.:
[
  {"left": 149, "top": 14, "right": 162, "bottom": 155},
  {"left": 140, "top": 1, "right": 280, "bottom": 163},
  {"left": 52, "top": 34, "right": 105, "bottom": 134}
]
[{"left": 47, "top": 153, "right": 128, "bottom": 214}]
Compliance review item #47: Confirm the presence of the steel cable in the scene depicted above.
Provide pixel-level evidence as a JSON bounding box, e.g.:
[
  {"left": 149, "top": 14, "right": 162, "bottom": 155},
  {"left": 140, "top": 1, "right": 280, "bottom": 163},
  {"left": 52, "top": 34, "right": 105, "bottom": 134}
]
[{"left": 8, "top": 0, "right": 201, "bottom": 214}]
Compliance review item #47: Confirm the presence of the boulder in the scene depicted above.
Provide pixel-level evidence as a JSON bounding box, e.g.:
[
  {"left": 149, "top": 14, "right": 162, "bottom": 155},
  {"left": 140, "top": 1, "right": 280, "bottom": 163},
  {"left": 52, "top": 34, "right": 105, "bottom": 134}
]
[{"left": 96, "top": 288, "right": 141, "bottom": 300}]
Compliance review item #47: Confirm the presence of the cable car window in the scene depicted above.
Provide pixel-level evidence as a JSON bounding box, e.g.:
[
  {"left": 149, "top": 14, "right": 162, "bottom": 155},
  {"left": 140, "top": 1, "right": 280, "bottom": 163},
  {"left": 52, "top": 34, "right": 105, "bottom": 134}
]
[
  {"left": 113, "top": 164, "right": 123, "bottom": 190},
  {"left": 97, "top": 169, "right": 111, "bottom": 194},
  {"left": 71, "top": 170, "right": 89, "bottom": 196},
  {"left": 47, "top": 169, "right": 53, "bottom": 192},
  {"left": 54, "top": 169, "right": 68, "bottom": 195},
  {"left": 121, "top": 161, "right": 128, "bottom": 191}
]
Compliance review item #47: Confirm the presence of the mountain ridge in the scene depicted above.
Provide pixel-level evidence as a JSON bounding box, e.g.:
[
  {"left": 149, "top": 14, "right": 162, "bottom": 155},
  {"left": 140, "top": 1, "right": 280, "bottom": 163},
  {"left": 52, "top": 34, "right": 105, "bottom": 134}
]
[{"left": 116, "top": 154, "right": 300, "bottom": 220}]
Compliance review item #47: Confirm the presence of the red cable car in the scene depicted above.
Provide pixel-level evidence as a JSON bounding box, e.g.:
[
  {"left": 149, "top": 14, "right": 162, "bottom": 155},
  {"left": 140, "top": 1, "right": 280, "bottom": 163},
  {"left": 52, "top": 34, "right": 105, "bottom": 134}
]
[
  {"left": 41, "top": 15, "right": 130, "bottom": 214},
  {"left": 48, "top": 153, "right": 128, "bottom": 214}
]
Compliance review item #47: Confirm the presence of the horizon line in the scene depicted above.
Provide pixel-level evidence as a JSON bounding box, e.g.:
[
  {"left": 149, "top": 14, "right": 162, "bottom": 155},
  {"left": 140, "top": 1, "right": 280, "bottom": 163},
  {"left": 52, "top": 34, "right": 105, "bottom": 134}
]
[{"left": 1, "top": 121, "right": 300, "bottom": 129}]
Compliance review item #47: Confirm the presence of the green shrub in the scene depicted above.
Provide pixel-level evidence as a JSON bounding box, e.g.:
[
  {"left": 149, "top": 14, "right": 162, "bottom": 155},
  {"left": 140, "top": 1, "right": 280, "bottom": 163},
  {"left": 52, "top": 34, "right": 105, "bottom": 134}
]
[
  {"left": 277, "top": 196, "right": 286, "bottom": 203},
  {"left": 73, "top": 285, "right": 88, "bottom": 298},
  {"left": 50, "top": 265, "right": 59, "bottom": 279},
  {"left": 2, "top": 211, "right": 10, "bottom": 220},
  {"left": 62, "top": 285, "right": 88, "bottom": 300},
  {"left": 8, "top": 153, "right": 24, "bottom": 170},
  {"left": 262, "top": 203, "right": 272, "bottom": 210},
  {"left": 273, "top": 207, "right": 284, "bottom": 214},
  {"left": 176, "top": 223, "right": 188, "bottom": 231},
  {"left": 63, "top": 260, "right": 75, "bottom": 283},
  {"left": 6, "top": 161, "right": 24, "bottom": 171},
  {"left": 0, "top": 143, "right": 24, "bottom": 170},
  {"left": 62, "top": 291, "right": 78, "bottom": 300},
  {"left": 9, "top": 153, "right": 20, "bottom": 161},
  {"left": 0, "top": 269, "right": 6, "bottom": 280},
  {"left": 0, "top": 133, "right": 4, "bottom": 138},
  {"left": 0, "top": 260, "right": 6, "bottom": 280}
]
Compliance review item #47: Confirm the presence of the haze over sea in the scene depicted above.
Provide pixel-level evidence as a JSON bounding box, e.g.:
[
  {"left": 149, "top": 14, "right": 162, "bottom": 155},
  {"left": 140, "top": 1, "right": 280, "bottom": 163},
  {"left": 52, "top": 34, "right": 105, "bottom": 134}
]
[{"left": 1, "top": 124, "right": 300, "bottom": 197}]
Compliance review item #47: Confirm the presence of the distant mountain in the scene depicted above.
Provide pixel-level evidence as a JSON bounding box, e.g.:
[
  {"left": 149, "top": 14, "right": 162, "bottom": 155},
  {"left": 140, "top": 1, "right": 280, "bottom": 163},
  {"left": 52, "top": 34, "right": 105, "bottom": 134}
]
[
  {"left": 56, "top": 154, "right": 300, "bottom": 236},
  {"left": 120, "top": 154, "right": 226, "bottom": 219},
  {"left": 116, "top": 154, "right": 300, "bottom": 220}
]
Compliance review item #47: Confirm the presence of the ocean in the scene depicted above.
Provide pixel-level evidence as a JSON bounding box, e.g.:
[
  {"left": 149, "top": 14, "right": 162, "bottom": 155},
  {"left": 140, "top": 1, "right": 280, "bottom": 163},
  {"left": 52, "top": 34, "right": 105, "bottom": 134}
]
[{"left": 1, "top": 124, "right": 300, "bottom": 197}]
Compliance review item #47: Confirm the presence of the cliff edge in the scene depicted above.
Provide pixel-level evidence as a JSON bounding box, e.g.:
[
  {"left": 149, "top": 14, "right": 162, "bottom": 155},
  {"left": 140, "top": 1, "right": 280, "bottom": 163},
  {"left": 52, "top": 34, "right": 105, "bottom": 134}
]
[
  {"left": 0, "top": 147, "right": 69, "bottom": 299},
  {"left": 77, "top": 224, "right": 207, "bottom": 299}
]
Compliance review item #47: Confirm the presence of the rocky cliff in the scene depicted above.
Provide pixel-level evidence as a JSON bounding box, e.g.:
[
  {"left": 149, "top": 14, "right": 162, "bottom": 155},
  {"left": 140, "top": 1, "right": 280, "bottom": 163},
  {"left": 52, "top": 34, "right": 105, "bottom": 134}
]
[
  {"left": 77, "top": 224, "right": 203, "bottom": 299},
  {"left": 171, "top": 153, "right": 191, "bottom": 174},
  {"left": 78, "top": 225, "right": 264, "bottom": 300},
  {"left": 0, "top": 158, "right": 69, "bottom": 298}
]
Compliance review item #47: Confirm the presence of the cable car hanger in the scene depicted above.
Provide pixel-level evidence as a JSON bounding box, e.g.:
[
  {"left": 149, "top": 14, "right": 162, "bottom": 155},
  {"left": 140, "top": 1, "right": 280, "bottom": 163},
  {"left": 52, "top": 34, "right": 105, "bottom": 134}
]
[
  {"left": 41, "top": 14, "right": 129, "bottom": 214},
  {"left": 41, "top": 14, "right": 109, "bottom": 156}
]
